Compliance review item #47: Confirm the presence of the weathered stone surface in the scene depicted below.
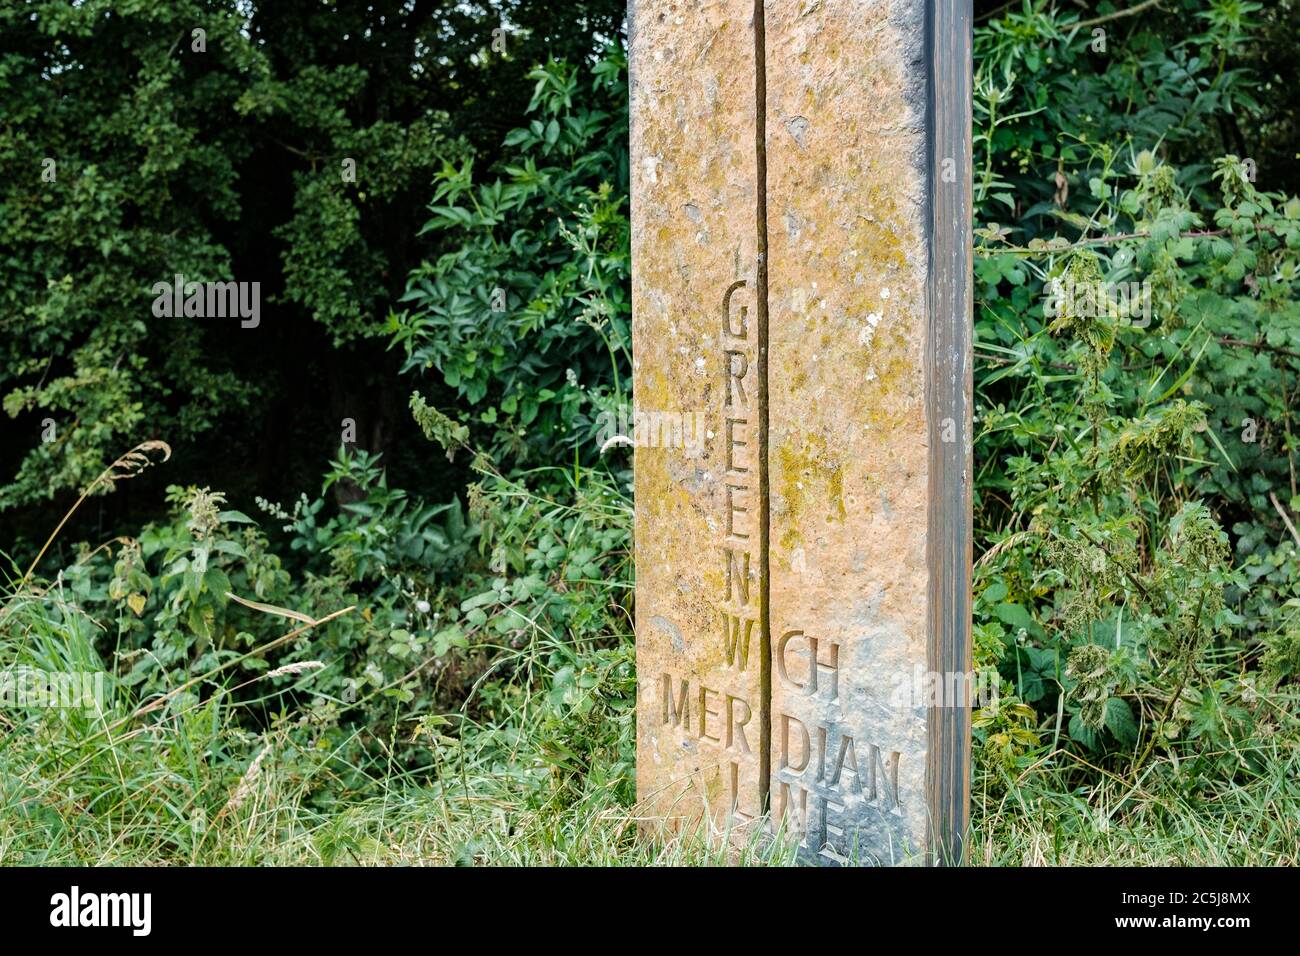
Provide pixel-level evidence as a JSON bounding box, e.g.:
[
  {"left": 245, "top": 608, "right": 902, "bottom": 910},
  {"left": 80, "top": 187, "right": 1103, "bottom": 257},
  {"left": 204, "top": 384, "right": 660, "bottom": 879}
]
[
  {"left": 764, "top": 0, "right": 930, "bottom": 865},
  {"left": 630, "top": 0, "right": 766, "bottom": 838},
  {"left": 631, "top": 0, "right": 971, "bottom": 864}
]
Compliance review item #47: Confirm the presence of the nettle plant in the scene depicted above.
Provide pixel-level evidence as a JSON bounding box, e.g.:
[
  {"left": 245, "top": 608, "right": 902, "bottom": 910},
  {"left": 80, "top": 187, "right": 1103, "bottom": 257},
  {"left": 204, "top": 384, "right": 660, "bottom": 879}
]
[
  {"left": 970, "top": 3, "right": 1300, "bottom": 778},
  {"left": 977, "top": 151, "right": 1294, "bottom": 764},
  {"left": 55, "top": 467, "right": 497, "bottom": 772},
  {"left": 63, "top": 485, "right": 296, "bottom": 695},
  {"left": 277, "top": 447, "right": 476, "bottom": 586},
  {"left": 975, "top": 150, "right": 1300, "bottom": 772}
]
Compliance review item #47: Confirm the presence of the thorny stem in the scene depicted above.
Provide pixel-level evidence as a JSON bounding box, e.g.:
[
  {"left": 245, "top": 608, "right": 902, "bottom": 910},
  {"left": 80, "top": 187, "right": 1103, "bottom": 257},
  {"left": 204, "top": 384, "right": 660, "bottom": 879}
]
[
  {"left": 979, "top": 225, "right": 1281, "bottom": 258},
  {"left": 1131, "top": 588, "right": 1206, "bottom": 775}
]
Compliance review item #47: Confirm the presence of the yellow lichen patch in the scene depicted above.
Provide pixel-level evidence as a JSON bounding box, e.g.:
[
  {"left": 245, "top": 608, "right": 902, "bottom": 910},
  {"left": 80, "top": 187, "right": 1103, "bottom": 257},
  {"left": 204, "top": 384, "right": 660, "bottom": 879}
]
[
  {"left": 776, "top": 432, "right": 847, "bottom": 527},
  {"left": 779, "top": 525, "right": 803, "bottom": 555}
]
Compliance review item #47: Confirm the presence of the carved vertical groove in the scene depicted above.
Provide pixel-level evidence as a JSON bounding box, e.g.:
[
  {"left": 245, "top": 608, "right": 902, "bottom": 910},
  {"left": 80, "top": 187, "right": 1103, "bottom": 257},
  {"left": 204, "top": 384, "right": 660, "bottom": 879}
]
[{"left": 753, "top": 0, "right": 773, "bottom": 817}]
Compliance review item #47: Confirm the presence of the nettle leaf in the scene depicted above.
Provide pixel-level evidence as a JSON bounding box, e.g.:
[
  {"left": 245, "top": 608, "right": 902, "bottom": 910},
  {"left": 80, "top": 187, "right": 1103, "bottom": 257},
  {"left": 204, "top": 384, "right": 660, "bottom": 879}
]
[
  {"left": 1068, "top": 713, "right": 1101, "bottom": 750},
  {"left": 981, "top": 578, "right": 1009, "bottom": 605},
  {"left": 995, "top": 602, "right": 1034, "bottom": 631},
  {"left": 433, "top": 625, "right": 468, "bottom": 656},
  {"left": 1018, "top": 667, "right": 1046, "bottom": 704},
  {"left": 203, "top": 568, "right": 232, "bottom": 603},
  {"left": 1104, "top": 697, "right": 1138, "bottom": 746},
  {"left": 1186, "top": 689, "right": 1223, "bottom": 740}
]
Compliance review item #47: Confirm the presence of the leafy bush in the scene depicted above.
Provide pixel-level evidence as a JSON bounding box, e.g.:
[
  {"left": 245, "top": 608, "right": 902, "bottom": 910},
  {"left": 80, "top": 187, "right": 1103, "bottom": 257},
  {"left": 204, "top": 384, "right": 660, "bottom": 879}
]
[
  {"left": 969, "top": 2, "right": 1300, "bottom": 800},
  {"left": 388, "top": 54, "right": 631, "bottom": 470}
]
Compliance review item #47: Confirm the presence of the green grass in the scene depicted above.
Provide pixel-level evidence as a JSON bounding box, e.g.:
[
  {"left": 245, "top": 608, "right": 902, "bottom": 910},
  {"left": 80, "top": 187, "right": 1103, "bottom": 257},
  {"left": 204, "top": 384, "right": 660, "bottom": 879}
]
[
  {"left": 0, "top": 573, "right": 781, "bottom": 866},
  {"left": 974, "top": 744, "right": 1300, "bottom": 865},
  {"left": 4, "top": 560, "right": 1297, "bottom": 866},
  {"left": 4, "top": 623, "right": 1294, "bottom": 866}
]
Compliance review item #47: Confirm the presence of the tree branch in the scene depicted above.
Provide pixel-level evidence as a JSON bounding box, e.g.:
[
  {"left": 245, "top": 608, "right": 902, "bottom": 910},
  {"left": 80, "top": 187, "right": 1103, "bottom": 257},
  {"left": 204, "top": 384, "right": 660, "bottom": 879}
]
[{"left": 1076, "top": 0, "right": 1164, "bottom": 31}]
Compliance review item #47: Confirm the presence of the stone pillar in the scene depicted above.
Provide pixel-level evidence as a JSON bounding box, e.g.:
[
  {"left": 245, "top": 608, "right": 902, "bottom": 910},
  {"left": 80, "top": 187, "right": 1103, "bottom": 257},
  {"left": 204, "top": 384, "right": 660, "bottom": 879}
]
[{"left": 631, "top": 0, "right": 972, "bottom": 865}]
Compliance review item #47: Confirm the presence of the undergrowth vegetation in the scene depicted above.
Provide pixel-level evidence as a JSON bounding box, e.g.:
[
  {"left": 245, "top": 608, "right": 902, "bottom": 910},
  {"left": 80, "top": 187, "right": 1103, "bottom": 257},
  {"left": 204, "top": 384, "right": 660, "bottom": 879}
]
[{"left": 2, "top": 1, "right": 1299, "bottom": 865}]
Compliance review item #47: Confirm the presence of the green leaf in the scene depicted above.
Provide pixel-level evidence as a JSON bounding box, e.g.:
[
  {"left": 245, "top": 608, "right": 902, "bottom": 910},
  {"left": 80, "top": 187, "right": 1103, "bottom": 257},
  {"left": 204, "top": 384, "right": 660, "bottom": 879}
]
[
  {"left": 995, "top": 603, "right": 1033, "bottom": 631},
  {"left": 982, "top": 579, "right": 1009, "bottom": 605},
  {"left": 204, "top": 568, "right": 232, "bottom": 602},
  {"left": 1068, "top": 713, "right": 1101, "bottom": 750},
  {"left": 1104, "top": 697, "right": 1138, "bottom": 746}
]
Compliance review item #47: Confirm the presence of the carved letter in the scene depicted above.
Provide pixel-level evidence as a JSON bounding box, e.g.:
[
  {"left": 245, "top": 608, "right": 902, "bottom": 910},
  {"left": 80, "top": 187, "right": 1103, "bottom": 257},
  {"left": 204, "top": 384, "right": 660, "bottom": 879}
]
[
  {"left": 725, "top": 547, "right": 751, "bottom": 607},
  {"left": 777, "top": 630, "right": 806, "bottom": 690},
  {"left": 776, "top": 780, "right": 809, "bottom": 841},
  {"left": 698, "top": 684, "right": 722, "bottom": 743},
  {"left": 723, "top": 614, "right": 754, "bottom": 670},
  {"left": 723, "top": 279, "right": 749, "bottom": 338},
  {"left": 725, "top": 350, "right": 749, "bottom": 408},
  {"left": 661, "top": 673, "right": 689, "bottom": 728},
  {"left": 831, "top": 731, "right": 863, "bottom": 793},
  {"left": 725, "top": 484, "right": 749, "bottom": 539},
  {"left": 726, "top": 694, "right": 752, "bottom": 754},
  {"left": 725, "top": 417, "right": 749, "bottom": 474},
  {"left": 780, "top": 713, "right": 810, "bottom": 773},
  {"left": 867, "top": 745, "right": 901, "bottom": 810}
]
